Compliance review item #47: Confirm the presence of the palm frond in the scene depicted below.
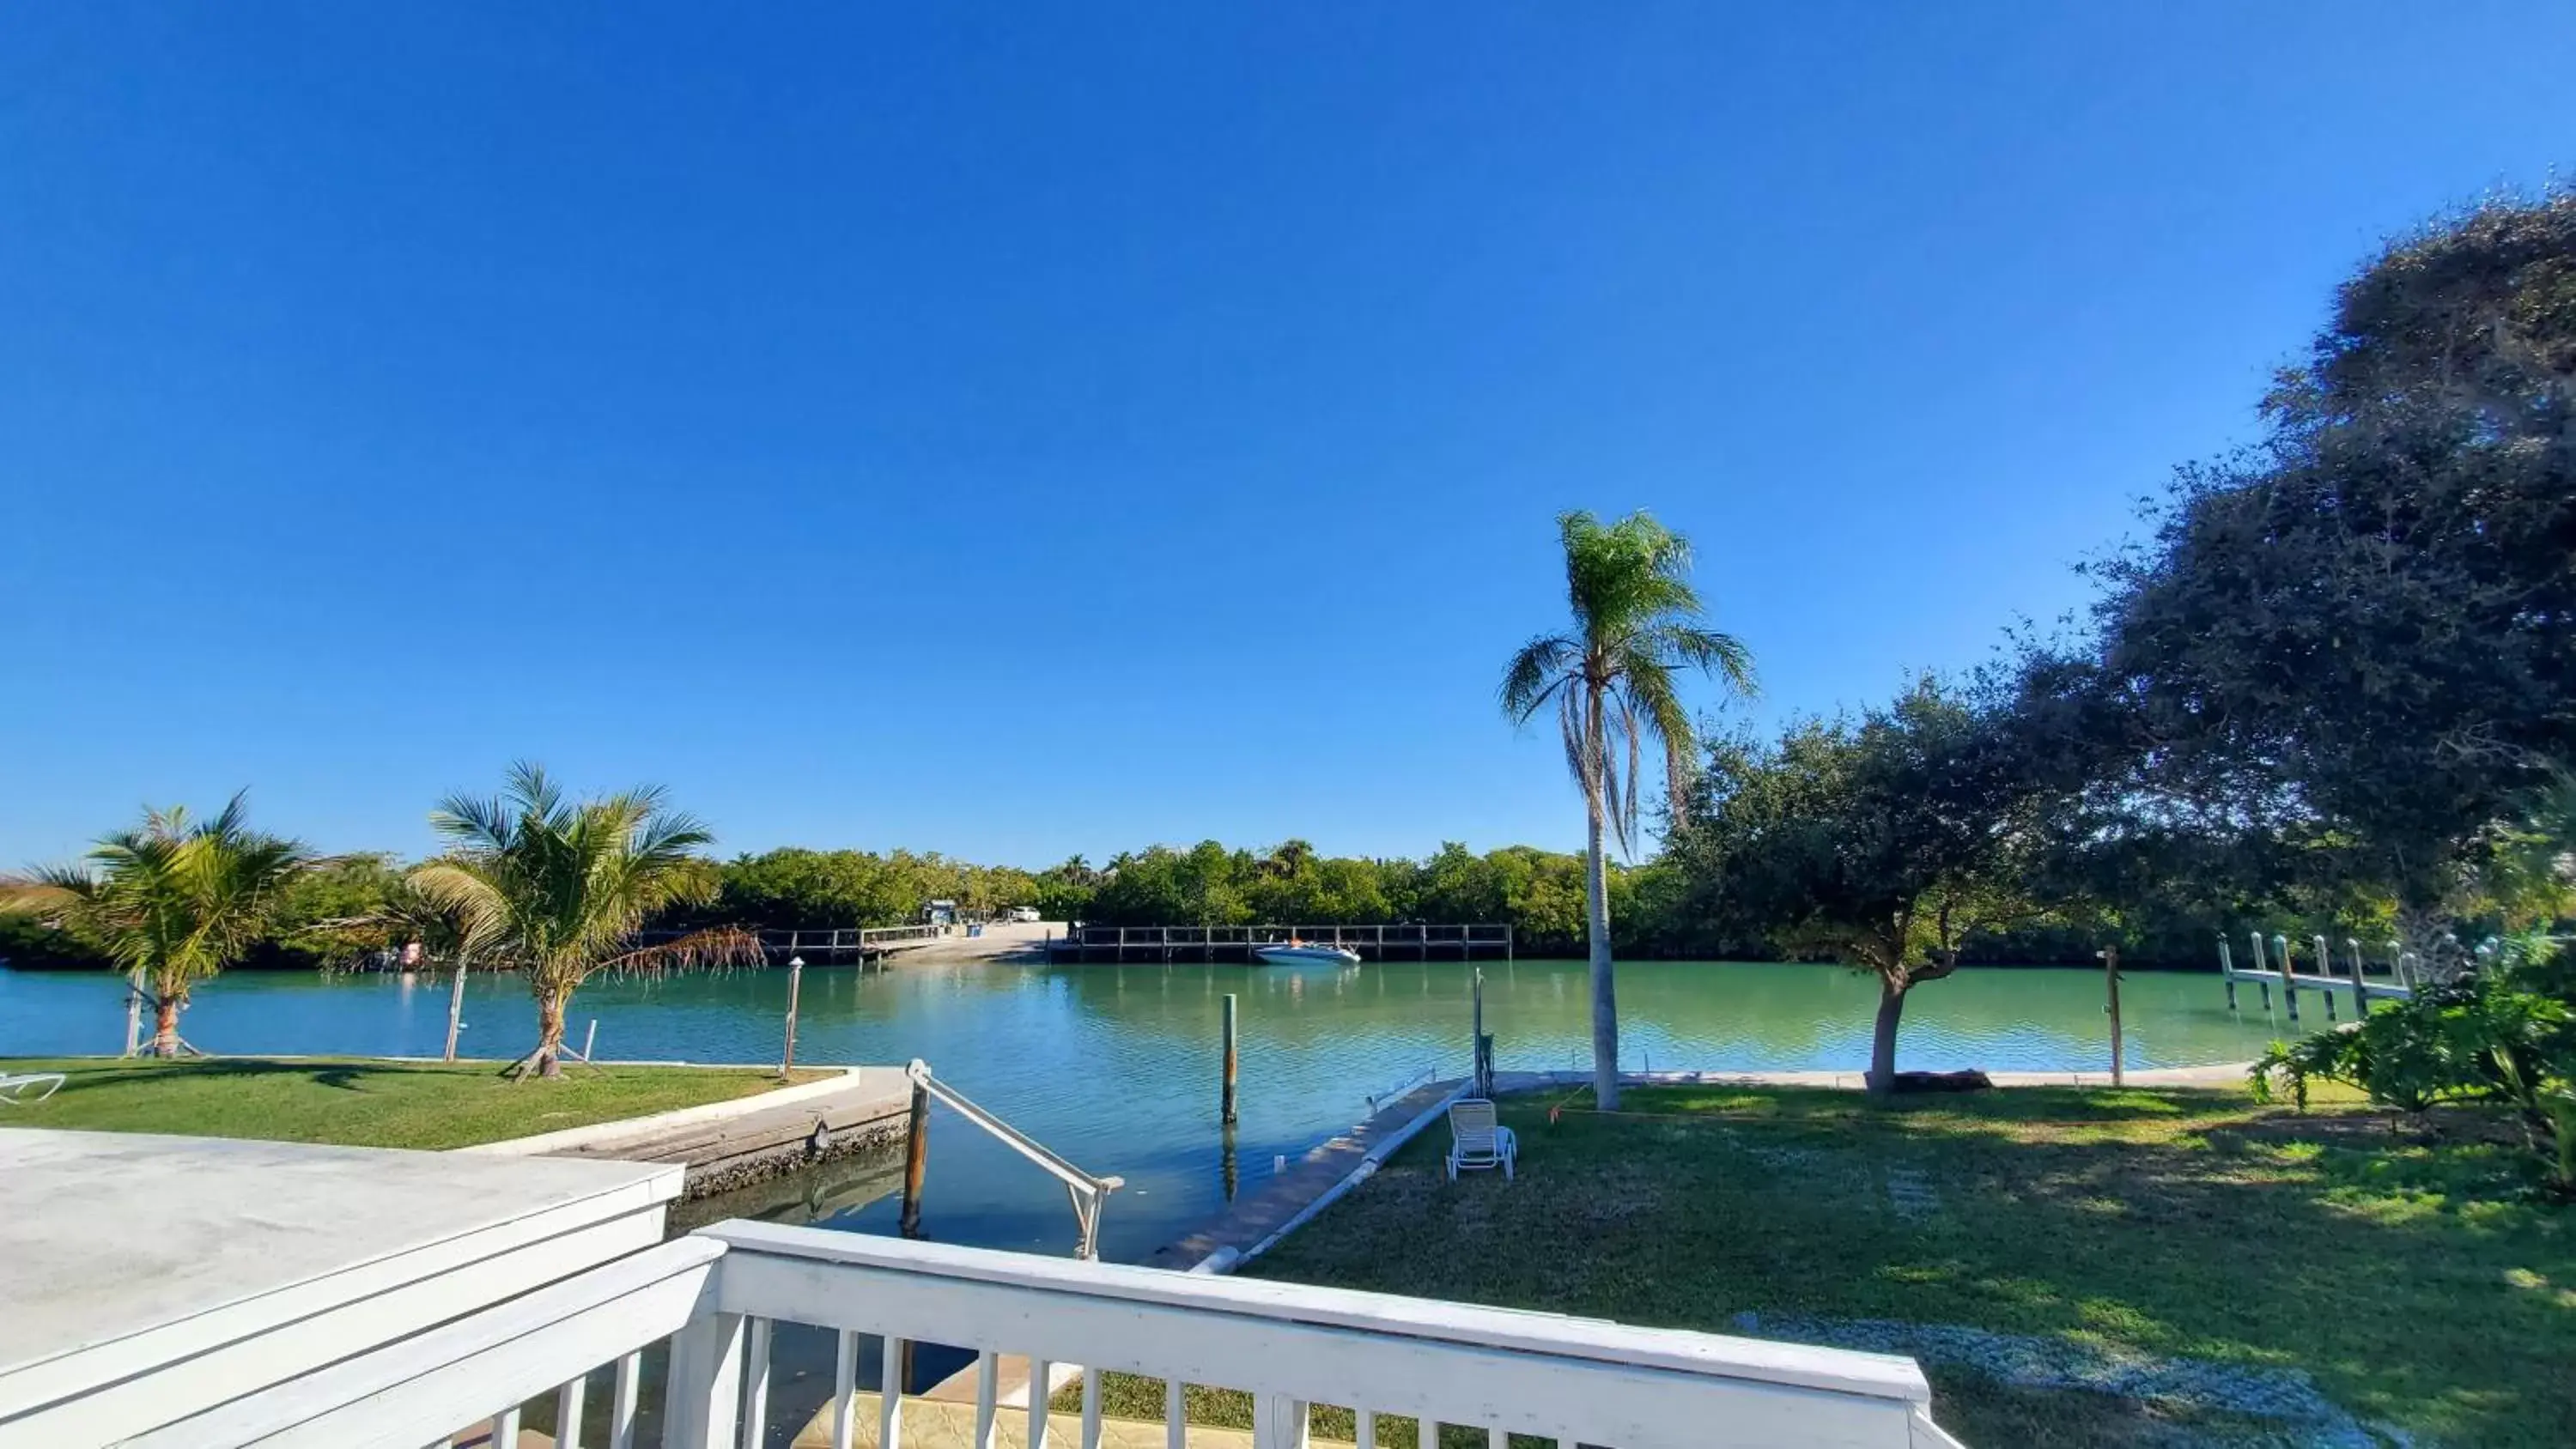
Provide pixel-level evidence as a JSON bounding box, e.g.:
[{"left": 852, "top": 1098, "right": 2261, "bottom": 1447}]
[
  {"left": 592, "top": 925, "right": 766, "bottom": 978},
  {"left": 1499, "top": 634, "right": 1579, "bottom": 723}
]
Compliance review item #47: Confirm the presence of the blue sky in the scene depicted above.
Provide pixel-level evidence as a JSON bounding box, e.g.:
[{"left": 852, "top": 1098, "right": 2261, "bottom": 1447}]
[{"left": 3, "top": 3, "right": 2569, "bottom": 869}]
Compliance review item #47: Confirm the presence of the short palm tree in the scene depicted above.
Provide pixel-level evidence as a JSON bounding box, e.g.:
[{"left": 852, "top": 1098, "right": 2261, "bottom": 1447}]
[
  {"left": 410, "top": 764, "right": 760, "bottom": 1079},
  {"left": 1502, "top": 510, "right": 1755, "bottom": 1108},
  {"left": 0, "top": 798, "right": 310, "bottom": 1056}
]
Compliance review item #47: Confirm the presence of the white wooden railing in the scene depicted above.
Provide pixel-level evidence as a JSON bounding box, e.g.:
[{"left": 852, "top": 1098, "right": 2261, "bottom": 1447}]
[{"left": 137, "top": 1222, "right": 1959, "bottom": 1449}]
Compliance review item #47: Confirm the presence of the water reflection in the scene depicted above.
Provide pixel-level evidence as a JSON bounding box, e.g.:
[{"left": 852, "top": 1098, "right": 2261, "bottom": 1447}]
[{"left": 0, "top": 959, "right": 2287, "bottom": 1264}]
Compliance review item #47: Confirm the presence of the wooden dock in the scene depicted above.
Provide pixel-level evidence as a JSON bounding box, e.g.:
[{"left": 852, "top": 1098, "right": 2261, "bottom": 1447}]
[
  {"left": 2217, "top": 931, "right": 2415, "bottom": 1022},
  {"left": 1048, "top": 923, "right": 1511, "bottom": 964},
  {"left": 638, "top": 924, "right": 949, "bottom": 968}
]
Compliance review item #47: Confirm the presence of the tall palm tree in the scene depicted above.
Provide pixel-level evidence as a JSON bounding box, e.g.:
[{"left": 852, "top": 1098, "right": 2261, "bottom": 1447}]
[
  {"left": 1502, "top": 511, "right": 1755, "bottom": 1108},
  {"left": 410, "top": 764, "right": 759, "bottom": 1079},
  {"left": 0, "top": 797, "right": 310, "bottom": 1056}
]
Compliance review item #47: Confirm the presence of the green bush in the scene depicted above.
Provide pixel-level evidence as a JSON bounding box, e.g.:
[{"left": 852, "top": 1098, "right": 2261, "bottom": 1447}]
[{"left": 2251, "top": 933, "right": 2576, "bottom": 1197}]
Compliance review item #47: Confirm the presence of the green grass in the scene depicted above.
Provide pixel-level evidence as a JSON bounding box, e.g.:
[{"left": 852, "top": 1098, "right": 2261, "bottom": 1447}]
[
  {"left": 1069, "top": 1085, "right": 2575, "bottom": 1449},
  {"left": 0, "top": 1055, "right": 817, "bottom": 1150}
]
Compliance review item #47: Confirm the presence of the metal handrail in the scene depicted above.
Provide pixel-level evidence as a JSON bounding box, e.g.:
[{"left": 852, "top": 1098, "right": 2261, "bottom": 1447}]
[{"left": 905, "top": 1058, "right": 1124, "bottom": 1258}]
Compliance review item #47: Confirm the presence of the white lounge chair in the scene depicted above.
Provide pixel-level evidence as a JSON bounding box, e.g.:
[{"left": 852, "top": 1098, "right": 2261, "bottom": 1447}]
[
  {"left": 1445, "top": 1097, "right": 1516, "bottom": 1181},
  {"left": 0, "top": 1072, "right": 66, "bottom": 1106}
]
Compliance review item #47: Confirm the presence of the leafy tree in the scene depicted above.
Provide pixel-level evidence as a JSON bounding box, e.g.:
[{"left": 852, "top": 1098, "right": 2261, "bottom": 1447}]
[
  {"left": 2075, "top": 191, "right": 2576, "bottom": 958},
  {"left": 410, "top": 764, "right": 759, "bottom": 1079},
  {"left": 0, "top": 797, "right": 310, "bottom": 1055},
  {"left": 1676, "top": 677, "right": 2044, "bottom": 1092},
  {"left": 1502, "top": 509, "right": 1754, "bottom": 1106}
]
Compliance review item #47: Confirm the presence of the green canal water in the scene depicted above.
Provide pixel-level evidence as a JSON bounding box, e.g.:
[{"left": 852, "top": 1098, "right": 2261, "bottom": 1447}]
[{"left": 0, "top": 958, "right": 2286, "bottom": 1263}]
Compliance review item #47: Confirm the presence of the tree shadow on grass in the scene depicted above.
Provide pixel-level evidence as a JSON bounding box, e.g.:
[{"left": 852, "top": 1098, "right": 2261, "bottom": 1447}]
[{"left": 1267, "top": 1089, "right": 2576, "bottom": 1447}]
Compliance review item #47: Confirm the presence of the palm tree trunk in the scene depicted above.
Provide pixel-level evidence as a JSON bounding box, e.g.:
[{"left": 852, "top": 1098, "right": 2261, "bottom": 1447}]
[
  {"left": 532, "top": 985, "right": 567, "bottom": 1080},
  {"left": 1866, "top": 975, "right": 1907, "bottom": 1095},
  {"left": 149, "top": 989, "right": 182, "bottom": 1059},
  {"left": 1583, "top": 795, "right": 1620, "bottom": 1111}
]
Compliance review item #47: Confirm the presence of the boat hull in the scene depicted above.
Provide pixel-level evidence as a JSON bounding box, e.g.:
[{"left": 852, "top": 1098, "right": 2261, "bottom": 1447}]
[{"left": 1251, "top": 944, "right": 1363, "bottom": 967}]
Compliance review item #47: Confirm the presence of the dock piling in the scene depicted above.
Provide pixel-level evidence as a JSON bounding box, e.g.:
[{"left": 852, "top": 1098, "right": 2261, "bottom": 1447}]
[
  {"left": 2313, "top": 935, "right": 2337, "bottom": 1020},
  {"left": 2273, "top": 933, "right": 2298, "bottom": 1021},
  {"left": 1222, "top": 993, "right": 1240, "bottom": 1126},
  {"left": 781, "top": 955, "right": 805, "bottom": 1077},
  {"left": 2099, "top": 945, "right": 2124, "bottom": 1086},
  {"left": 2218, "top": 937, "right": 2238, "bottom": 1011},
  {"left": 899, "top": 1077, "right": 931, "bottom": 1238}
]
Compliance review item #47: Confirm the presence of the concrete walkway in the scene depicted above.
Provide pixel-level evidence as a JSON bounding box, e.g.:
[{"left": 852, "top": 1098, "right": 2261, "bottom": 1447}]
[
  {"left": 462, "top": 1065, "right": 915, "bottom": 1194},
  {"left": 1490, "top": 1063, "right": 2257, "bottom": 1094}
]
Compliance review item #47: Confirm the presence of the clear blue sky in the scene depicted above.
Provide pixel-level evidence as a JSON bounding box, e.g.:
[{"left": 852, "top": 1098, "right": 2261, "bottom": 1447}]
[{"left": 3, "top": 3, "right": 2569, "bottom": 869}]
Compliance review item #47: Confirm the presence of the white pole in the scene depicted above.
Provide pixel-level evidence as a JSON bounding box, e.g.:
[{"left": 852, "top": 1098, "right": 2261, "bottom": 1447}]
[
  {"left": 444, "top": 961, "right": 468, "bottom": 1062},
  {"left": 124, "top": 975, "right": 143, "bottom": 1058}
]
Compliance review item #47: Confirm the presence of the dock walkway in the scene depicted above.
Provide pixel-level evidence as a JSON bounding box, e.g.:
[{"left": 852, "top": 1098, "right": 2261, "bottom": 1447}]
[{"left": 1145, "top": 1078, "right": 1467, "bottom": 1272}]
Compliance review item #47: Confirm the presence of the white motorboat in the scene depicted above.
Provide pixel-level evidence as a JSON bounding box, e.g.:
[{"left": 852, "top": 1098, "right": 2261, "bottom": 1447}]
[{"left": 1251, "top": 941, "right": 1363, "bottom": 967}]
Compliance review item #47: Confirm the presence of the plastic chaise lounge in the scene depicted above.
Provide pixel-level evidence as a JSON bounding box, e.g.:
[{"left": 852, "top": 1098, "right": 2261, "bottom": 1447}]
[{"left": 1445, "top": 1097, "right": 1516, "bottom": 1181}]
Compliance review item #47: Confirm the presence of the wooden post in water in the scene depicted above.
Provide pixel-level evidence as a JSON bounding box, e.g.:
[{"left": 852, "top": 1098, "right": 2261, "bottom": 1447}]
[
  {"left": 781, "top": 955, "right": 805, "bottom": 1077},
  {"left": 1472, "top": 968, "right": 1492, "bottom": 1096},
  {"left": 899, "top": 1078, "right": 931, "bottom": 1239},
  {"left": 2312, "top": 935, "right": 2337, "bottom": 1020},
  {"left": 2347, "top": 938, "right": 2371, "bottom": 1014},
  {"left": 123, "top": 976, "right": 143, "bottom": 1058},
  {"left": 581, "top": 1019, "right": 598, "bottom": 1064},
  {"left": 2273, "top": 933, "right": 2299, "bottom": 1021},
  {"left": 2217, "top": 937, "right": 2238, "bottom": 1011},
  {"left": 2099, "top": 945, "right": 2124, "bottom": 1086},
  {"left": 1221, "top": 992, "right": 1240, "bottom": 1126},
  {"left": 443, "top": 961, "right": 469, "bottom": 1062}
]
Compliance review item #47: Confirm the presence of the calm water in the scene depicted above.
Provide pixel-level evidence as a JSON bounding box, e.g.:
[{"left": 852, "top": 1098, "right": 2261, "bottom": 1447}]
[{"left": 0, "top": 959, "right": 2282, "bottom": 1263}]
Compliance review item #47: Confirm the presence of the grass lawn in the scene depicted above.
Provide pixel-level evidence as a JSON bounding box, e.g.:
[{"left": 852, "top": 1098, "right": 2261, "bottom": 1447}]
[
  {"left": 1069, "top": 1084, "right": 2575, "bottom": 1449},
  {"left": 0, "top": 1055, "right": 820, "bottom": 1150}
]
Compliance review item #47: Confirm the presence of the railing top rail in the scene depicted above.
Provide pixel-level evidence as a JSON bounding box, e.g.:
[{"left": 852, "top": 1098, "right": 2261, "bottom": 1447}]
[
  {"left": 906, "top": 1060, "right": 1124, "bottom": 1196},
  {"left": 695, "top": 1221, "right": 1927, "bottom": 1404}
]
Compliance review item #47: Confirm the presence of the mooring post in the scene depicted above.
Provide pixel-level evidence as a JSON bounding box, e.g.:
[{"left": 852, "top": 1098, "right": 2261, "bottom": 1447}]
[
  {"left": 781, "top": 955, "right": 805, "bottom": 1077},
  {"left": 2099, "top": 945, "right": 2124, "bottom": 1086},
  {"left": 581, "top": 1019, "right": 598, "bottom": 1064},
  {"left": 2346, "top": 937, "right": 2370, "bottom": 1012},
  {"left": 123, "top": 977, "right": 143, "bottom": 1058},
  {"left": 1472, "top": 968, "right": 1491, "bottom": 1096},
  {"left": 2218, "top": 937, "right": 2238, "bottom": 1011},
  {"left": 2250, "top": 931, "right": 2272, "bottom": 1010},
  {"left": 2274, "top": 933, "right": 2298, "bottom": 1021},
  {"left": 2312, "top": 935, "right": 2337, "bottom": 1020},
  {"left": 444, "top": 961, "right": 469, "bottom": 1062},
  {"left": 899, "top": 1076, "right": 932, "bottom": 1238},
  {"left": 1221, "top": 992, "right": 1240, "bottom": 1126}
]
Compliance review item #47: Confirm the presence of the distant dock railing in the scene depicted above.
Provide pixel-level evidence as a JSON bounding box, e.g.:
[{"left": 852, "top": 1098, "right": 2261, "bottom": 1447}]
[
  {"left": 1050, "top": 923, "right": 1513, "bottom": 963},
  {"left": 635, "top": 924, "right": 946, "bottom": 967}
]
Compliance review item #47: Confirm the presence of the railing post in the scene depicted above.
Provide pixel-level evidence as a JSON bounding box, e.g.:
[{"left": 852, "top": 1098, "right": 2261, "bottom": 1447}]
[
  {"left": 663, "top": 1307, "right": 746, "bottom": 1449},
  {"left": 1253, "top": 1393, "right": 1309, "bottom": 1449}
]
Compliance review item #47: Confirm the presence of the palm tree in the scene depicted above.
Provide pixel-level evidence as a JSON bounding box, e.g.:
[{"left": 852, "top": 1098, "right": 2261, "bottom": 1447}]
[
  {"left": 410, "top": 764, "right": 760, "bottom": 1080},
  {"left": 0, "top": 797, "right": 309, "bottom": 1057},
  {"left": 1502, "top": 511, "right": 1755, "bottom": 1108}
]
